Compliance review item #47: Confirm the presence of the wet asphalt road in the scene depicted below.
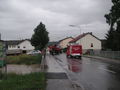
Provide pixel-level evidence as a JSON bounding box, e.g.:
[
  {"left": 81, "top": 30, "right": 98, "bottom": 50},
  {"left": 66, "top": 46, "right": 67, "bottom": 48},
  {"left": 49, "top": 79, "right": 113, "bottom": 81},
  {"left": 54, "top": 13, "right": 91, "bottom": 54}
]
[{"left": 53, "top": 54, "right": 120, "bottom": 90}]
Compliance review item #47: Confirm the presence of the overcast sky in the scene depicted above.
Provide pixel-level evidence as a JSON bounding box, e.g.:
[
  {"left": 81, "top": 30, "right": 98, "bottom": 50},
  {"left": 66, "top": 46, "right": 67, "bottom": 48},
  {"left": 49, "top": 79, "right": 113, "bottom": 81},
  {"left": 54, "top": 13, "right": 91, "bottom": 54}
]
[{"left": 0, "top": 0, "right": 112, "bottom": 41}]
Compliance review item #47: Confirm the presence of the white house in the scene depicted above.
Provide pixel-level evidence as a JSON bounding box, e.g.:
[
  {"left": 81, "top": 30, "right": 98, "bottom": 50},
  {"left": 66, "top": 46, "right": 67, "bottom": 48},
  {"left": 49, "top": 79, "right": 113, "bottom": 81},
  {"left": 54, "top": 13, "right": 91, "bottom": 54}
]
[
  {"left": 69, "top": 32, "right": 101, "bottom": 53},
  {"left": 18, "top": 40, "right": 35, "bottom": 53},
  {"left": 59, "top": 37, "right": 74, "bottom": 48},
  {"left": 6, "top": 39, "right": 34, "bottom": 54}
]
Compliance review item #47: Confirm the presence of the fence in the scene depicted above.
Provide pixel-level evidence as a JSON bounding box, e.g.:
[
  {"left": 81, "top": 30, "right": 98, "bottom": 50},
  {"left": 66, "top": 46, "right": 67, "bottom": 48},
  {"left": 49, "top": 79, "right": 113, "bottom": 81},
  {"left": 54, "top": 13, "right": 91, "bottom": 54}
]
[
  {"left": 90, "top": 50, "right": 120, "bottom": 60},
  {"left": 0, "top": 41, "right": 7, "bottom": 79}
]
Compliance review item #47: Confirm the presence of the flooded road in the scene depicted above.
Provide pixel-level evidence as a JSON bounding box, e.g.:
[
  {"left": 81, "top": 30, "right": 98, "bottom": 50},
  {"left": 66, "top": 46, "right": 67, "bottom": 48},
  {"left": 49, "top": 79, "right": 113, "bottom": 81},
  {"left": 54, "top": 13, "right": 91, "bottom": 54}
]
[{"left": 54, "top": 54, "right": 120, "bottom": 90}]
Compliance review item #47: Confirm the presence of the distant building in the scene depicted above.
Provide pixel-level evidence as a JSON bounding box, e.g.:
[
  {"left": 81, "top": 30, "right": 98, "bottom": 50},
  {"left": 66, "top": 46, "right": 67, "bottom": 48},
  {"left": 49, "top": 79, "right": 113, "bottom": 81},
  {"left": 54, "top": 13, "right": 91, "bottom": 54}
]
[
  {"left": 5, "top": 39, "right": 34, "bottom": 55},
  {"left": 47, "top": 41, "right": 59, "bottom": 47},
  {"left": 59, "top": 37, "right": 74, "bottom": 48},
  {"left": 69, "top": 32, "right": 102, "bottom": 53}
]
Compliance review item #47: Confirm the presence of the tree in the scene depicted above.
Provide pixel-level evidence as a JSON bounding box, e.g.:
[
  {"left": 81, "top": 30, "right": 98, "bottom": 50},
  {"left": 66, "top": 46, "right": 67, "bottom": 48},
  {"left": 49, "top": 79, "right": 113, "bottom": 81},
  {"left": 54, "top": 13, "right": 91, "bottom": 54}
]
[
  {"left": 31, "top": 22, "right": 49, "bottom": 50},
  {"left": 104, "top": 0, "right": 120, "bottom": 50}
]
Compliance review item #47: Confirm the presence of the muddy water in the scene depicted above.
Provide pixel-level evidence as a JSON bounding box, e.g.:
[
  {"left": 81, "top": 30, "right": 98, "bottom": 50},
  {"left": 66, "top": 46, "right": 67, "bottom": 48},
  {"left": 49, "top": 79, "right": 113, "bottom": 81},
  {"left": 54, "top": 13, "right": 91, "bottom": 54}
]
[{"left": 6, "top": 64, "right": 41, "bottom": 74}]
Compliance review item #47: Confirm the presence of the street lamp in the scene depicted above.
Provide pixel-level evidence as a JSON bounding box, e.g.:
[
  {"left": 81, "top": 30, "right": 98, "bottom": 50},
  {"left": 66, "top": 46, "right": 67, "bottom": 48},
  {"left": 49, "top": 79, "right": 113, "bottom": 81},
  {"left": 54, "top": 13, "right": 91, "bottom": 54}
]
[
  {"left": 69, "top": 25, "right": 82, "bottom": 45},
  {"left": 69, "top": 25, "right": 81, "bottom": 35}
]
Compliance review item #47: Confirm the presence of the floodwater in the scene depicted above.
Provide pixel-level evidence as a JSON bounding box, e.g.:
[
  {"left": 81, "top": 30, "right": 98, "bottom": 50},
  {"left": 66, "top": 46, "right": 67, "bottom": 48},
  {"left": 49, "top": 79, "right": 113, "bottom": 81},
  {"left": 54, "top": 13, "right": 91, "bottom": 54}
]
[{"left": 5, "top": 64, "right": 41, "bottom": 74}]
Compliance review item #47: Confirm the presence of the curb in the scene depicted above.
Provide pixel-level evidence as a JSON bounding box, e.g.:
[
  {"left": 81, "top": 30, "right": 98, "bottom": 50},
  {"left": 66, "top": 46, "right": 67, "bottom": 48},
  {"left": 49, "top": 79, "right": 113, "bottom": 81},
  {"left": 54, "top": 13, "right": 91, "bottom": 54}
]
[{"left": 83, "top": 55, "right": 120, "bottom": 64}]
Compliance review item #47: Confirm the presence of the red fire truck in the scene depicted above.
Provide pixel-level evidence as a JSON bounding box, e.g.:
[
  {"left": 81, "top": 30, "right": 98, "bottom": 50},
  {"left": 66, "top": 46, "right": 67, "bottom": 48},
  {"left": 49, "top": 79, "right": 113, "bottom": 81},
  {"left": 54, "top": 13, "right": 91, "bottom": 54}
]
[
  {"left": 66, "top": 44, "right": 82, "bottom": 59},
  {"left": 49, "top": 45, "right": 62, "bottom": 55}
]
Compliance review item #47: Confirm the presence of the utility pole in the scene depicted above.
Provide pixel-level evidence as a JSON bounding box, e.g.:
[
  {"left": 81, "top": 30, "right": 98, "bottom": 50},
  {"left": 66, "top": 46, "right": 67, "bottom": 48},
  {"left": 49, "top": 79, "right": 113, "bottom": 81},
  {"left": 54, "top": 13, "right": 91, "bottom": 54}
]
[
  {"left": 0, "top": 33, "right": 1, "bottom": 40},
  {"left": 69, "top": 25, "right": 81, "bottom": 35}
]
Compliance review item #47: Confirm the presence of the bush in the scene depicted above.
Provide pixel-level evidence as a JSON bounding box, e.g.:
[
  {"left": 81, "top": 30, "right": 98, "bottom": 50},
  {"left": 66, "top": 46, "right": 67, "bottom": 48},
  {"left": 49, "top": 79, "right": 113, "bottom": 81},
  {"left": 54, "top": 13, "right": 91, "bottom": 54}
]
[
  {"left": 6, "top": 54, "right": 42, "bottom": 65},
  {"left": 0, "top": 72, "right": 46, "bottom": 90}
]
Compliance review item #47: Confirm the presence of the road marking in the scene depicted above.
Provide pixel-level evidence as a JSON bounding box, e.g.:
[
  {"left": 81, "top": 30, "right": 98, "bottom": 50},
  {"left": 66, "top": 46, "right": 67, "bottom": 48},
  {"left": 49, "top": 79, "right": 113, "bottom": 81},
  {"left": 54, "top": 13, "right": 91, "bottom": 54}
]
[{"left": 99, "top": 67, "right": 116, "bottom": 74}]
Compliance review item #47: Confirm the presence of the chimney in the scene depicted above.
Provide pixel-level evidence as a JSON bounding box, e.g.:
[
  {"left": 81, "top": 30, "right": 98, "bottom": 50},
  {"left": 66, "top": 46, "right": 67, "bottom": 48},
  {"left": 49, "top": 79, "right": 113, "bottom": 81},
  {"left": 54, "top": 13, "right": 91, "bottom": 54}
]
[{"left": 89, "top": 32, "right": 92, "bottom": 35}]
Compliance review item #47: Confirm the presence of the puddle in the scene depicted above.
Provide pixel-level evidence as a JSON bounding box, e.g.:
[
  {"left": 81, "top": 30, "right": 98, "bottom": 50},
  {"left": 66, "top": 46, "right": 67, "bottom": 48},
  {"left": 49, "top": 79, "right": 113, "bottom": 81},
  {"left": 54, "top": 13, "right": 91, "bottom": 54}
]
[{"left": 6, "top": 64, "right": 41, "bottom": 74}]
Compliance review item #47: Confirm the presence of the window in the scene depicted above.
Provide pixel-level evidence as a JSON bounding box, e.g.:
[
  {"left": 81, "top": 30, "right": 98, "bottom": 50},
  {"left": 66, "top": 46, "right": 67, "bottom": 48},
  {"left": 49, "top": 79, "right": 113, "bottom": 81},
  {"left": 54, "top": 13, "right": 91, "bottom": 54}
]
[
  {"left": 18, "top": 46, "right": 20, "bottom": 48},
  {"left": 23, "top": 46, "right": 26, "bottom": 48},
  {"left": 91, "top": 43, "right": 93, "bottom": 47},
  {"left": 9, "top": 45, "right": 11, "bottom": 48}
]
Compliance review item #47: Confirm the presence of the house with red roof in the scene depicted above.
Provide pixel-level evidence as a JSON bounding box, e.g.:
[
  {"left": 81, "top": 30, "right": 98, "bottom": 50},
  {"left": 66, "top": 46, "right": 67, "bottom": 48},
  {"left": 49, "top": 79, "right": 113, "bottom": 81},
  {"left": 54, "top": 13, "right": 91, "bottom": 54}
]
[
  {"left": 59, "top": 37, "right": 74, "bottom": 48},
  {"left": 69, "top": 32, "right": 101, "bottom": 53}
]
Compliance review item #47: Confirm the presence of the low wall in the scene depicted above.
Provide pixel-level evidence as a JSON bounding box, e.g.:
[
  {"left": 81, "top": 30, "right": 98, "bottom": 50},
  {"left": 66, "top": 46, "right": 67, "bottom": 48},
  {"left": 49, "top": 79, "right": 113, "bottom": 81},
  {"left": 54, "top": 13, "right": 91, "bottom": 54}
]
[{"left": 90, "top": 50, "right": 120, "bottom": 60}]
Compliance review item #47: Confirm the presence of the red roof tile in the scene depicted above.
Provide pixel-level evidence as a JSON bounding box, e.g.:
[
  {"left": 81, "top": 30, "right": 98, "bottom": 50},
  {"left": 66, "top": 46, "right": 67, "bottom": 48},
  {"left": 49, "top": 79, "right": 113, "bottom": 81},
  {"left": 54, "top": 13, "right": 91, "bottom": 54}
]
[{"left": 69, "top": 32, "right": 92, "bottom": 43}]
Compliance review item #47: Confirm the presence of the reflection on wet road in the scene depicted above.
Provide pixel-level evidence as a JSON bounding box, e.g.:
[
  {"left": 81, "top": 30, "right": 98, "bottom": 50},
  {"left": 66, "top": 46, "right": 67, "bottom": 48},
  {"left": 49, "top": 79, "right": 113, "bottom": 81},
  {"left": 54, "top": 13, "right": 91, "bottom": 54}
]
[
  {"left": 67, "top": 58, "right": 82, "bottom": 73},
  {"left": 55, "top": 54, "right": 120, "bottom": 90}
]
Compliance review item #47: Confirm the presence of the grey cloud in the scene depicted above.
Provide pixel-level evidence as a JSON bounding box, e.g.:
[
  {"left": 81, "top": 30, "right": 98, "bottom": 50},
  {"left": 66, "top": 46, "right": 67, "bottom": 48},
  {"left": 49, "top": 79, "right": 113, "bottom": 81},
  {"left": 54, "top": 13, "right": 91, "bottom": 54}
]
[{"left": 0, "top": 0, "right": 112, "bottom": 41}]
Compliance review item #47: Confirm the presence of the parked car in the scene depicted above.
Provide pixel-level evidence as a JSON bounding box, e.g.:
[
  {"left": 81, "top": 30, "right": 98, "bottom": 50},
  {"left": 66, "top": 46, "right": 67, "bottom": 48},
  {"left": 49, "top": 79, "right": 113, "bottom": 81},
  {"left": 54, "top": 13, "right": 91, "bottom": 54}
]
[
  {"left": 66, "top": 44, "right": 82, "bottom": 59},
  {"left": 26, "top": 50, "right": 41, "bottom": 55}
]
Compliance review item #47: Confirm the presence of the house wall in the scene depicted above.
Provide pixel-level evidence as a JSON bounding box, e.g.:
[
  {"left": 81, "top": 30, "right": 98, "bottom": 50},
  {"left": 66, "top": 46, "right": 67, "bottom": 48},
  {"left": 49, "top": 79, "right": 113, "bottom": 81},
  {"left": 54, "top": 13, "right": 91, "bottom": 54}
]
[
  {"left": 76, "top": 34, "right": 101, "bottom": 52},
  {"left": 8, "top": 40, "right": 34, "bottom": 51},
  {"left": 18, "top": 40, "right": 34, "bottom": 51},
  {"left": 8, "top": 45, "right": 18, "bottom": 50},
  {"left": 59, "top": 38, "right": 73, "bottom": 48}
]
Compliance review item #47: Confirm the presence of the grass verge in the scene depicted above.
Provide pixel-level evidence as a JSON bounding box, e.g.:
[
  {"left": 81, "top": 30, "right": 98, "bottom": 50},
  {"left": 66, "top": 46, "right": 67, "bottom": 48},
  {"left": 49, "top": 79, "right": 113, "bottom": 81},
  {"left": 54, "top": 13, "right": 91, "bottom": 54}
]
[
  {"left": 6, "top": 54, "right": 42, "bottom": 65},
  {"left": 0, "top": 72, "right": 46, "bottom": 90}
]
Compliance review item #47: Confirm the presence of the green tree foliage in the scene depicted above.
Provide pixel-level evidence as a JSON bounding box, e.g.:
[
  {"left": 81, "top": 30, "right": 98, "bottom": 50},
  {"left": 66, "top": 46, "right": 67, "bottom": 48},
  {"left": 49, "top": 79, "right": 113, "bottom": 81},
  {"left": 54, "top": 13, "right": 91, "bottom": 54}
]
[
  {"left": 105, "top": 0, "right": 120, "bottom": 50},
  {"left": 31, "top": 22, "right": 49, "bottom": 50}
]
